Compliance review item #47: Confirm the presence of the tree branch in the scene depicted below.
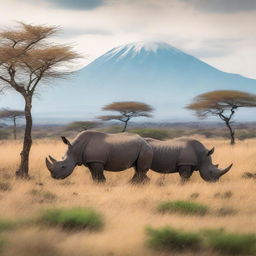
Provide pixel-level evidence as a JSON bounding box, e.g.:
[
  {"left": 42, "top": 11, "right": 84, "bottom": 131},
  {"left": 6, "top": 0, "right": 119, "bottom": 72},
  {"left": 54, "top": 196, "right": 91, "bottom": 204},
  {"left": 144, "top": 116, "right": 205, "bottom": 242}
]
[{"left": 0, "top": 75, "right": 11, "bottom": 84}]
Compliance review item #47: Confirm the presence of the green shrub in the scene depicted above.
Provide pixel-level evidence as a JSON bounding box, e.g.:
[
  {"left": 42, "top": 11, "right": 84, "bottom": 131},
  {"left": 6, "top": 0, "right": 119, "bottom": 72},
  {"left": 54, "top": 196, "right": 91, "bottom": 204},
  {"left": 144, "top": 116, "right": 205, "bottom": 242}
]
[
  {"left": 146, "top": 226, "right": 256, "bottom": 254},
  {"left": 0, "top": 237, "right": 4, "bottom": 254},
  {"left": 130, "top": 128, "right": 169, "bottom": 140},
  {"left": 0, "top": 219, "right": 17, "bottom": 232},
  {"left": 157, "top": 200, "right": 208, "bottom": 216},
  {"left": 146, "top": 226, "right": 202, "bottom": 251},
  {"left": 39, "top": 207, "right": 103, "bottom": 230},
  {"left": 204, "top": 229, "right": 256, "bottom": 255}
]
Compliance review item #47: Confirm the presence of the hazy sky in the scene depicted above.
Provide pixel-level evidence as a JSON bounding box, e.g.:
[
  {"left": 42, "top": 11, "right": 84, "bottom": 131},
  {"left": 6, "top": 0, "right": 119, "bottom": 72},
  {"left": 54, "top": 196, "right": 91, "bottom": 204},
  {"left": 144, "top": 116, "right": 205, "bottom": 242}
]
[{"left": 1, "top": 0, "right": 256, "bottom": 78}]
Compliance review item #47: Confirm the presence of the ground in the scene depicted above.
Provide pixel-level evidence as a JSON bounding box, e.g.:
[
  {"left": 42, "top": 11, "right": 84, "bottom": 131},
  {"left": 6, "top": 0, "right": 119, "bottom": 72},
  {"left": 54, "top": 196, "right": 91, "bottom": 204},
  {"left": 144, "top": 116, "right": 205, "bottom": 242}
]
[{"left": 0, "top": 137, "right": 255, "bottom": 256}]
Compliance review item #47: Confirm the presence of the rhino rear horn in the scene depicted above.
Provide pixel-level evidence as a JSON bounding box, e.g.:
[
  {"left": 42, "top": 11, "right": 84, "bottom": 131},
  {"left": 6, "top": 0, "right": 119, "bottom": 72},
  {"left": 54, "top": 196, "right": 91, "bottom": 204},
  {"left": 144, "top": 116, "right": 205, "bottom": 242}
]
[
  {"left": 219, "top": 163, "right": 233, "bottom": 176},
  {"left": 49, "top": 155, "right": 57, "bottom": 163},
  {"left": 46, "top": 157, "right": 54, "bottom": 173},
  {"left": 207, "top": 147, "right": 215, "bottom": 156},
  {"left": 61, "top": 136, "right": 71, "bottom": 147}
]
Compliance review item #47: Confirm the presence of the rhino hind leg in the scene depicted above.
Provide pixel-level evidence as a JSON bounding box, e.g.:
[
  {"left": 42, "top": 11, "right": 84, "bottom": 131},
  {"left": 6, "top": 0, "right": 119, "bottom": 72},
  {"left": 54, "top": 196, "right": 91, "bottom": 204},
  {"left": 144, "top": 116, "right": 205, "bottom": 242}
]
[
  {"left": 130, "top": 171, "right": 150, "bottom": 184},
  {"left": 130, "top": 144, "right": 153, "bottom": 184},
  {"left": 178, "top": 165, "right": 193, "bottom": 183},
  {"left": 87, "top": 162, "right": 106, "bottom": 183}
]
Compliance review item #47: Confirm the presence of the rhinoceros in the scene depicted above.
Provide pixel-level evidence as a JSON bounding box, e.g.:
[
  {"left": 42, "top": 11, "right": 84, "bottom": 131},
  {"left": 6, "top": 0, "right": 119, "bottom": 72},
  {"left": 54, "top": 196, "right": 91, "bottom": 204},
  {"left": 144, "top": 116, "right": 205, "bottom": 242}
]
[
  {"left": 46, "top": 131, "right": 153, "bottom": 183},
  {"left": 144, "top": 138, "right": 232, "bottom": 182}
]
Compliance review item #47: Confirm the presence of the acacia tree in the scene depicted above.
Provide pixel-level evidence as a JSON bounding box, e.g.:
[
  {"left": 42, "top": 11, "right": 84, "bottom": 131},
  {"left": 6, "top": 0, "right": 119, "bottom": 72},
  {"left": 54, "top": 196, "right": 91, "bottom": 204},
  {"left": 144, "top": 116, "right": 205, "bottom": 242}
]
[
  {"left": 186, "top": 90, "right": 256, "bottom": 144},
  {"left": 0, "top": 22, "right": 80, "bottom": 178},
  {"left": 0, "top": 108, "right": 24, "bottom": 139},
  {"left": 65, "top": 121, "right": 100, "bottom": 132},
  {"left": 98, "top": 101, "right": 153, "bottom": 132}
]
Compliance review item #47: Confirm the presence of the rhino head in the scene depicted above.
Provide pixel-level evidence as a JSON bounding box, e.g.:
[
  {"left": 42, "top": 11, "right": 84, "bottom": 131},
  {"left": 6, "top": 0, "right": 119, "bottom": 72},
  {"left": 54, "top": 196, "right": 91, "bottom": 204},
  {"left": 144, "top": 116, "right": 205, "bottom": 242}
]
[
  {"left": 46, "top": 136, "right": 77, "bottom": 179},
  {"left": 198, "top": 147, "right": 233, "bottom": 182}
]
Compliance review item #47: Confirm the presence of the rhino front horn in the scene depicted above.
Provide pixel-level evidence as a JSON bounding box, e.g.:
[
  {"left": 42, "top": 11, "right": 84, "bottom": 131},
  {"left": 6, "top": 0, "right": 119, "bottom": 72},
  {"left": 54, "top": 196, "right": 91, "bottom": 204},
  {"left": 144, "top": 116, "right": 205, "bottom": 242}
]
[
  {"left": 219, "top": 163, "right": 233, "bottom": 176},
  {"left": 46, "top": 157, "right": 54, "bottom": 173},
  {"left": 49, "top": 155, "right": 57, "bottom": 163}
]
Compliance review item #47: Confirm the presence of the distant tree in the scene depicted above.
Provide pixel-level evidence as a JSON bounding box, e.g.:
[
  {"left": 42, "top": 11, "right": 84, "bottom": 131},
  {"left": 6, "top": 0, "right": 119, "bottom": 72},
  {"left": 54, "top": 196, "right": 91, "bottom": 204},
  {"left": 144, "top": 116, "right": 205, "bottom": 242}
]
[
  {"left": 98, "top": 101, "right": 153, "bottom": 132},
  {"left": 186, "top": 90, "right": 256, "bottom": 144},
  {"left": 0, "top": 22, "right": 80, "bottom": 178},
  {"left": 0, "top": 108, "right": 24, "bottom": 139},
  {"left": 65, "top": 121, "right": 100, "bottom": 132}
]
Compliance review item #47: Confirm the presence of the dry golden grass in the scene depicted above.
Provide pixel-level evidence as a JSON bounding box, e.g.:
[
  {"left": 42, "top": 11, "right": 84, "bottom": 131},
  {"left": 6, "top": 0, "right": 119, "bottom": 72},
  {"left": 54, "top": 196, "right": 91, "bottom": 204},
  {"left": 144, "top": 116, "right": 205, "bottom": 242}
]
[{"left": 0, "top": 137, "right": 256, "bottom": 256}]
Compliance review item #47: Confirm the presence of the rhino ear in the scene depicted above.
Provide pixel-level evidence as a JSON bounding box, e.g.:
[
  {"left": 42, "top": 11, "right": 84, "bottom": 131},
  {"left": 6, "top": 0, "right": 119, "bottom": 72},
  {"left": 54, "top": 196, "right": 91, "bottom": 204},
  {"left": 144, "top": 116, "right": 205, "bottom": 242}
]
[
  {"left": 61, "top": 136, "right": 71, "bottom": 147},
  {"left": 207, "top": 147, "right": 215, "bottom": 156}
]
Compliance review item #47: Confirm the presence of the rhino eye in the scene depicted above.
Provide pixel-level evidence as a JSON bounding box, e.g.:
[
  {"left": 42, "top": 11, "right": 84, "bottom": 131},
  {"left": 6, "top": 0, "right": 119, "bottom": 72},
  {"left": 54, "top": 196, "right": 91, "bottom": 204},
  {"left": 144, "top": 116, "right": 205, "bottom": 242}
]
[{"left": 61, "top": 166, "right": 65, "bottom": 169}]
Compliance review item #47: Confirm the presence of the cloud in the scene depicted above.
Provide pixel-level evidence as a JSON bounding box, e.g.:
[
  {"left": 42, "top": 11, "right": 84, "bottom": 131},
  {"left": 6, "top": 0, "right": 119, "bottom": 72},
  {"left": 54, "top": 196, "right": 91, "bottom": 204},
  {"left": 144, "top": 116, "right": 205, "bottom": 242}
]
[
  {"left": 61, "top": 28, "right": 113, "bottom": 37},
  {"left": 44, "top": 0, "right": 106, "bottom": 10},
  {"left": 182, "top": 0, "right": 256, "bottom": 13},
  {"left": 187, "top": 38, "right": 242, "bottom": 58}
]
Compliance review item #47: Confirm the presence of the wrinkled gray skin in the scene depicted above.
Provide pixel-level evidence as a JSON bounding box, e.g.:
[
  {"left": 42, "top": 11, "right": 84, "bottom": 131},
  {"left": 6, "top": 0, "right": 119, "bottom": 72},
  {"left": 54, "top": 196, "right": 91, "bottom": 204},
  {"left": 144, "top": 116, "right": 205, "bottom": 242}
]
[
  {"left": 144, "top": 138, "right": 232, "bottom": 182},
  {"left": 46, "top": 131, "right": 153, "bottom": 183}
]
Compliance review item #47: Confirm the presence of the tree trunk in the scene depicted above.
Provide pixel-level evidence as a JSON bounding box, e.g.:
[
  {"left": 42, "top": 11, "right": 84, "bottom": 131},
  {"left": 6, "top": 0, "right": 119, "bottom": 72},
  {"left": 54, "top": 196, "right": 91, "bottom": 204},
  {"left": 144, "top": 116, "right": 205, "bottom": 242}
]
[
  {"left": 13, "top": 116, "right": 17, "bottom": 140},
  {"left": 122, "top": 120, "right": 129, "bottom": 132},
  {"left": 225, "top": 120, "right": 235, "bottom": 145},
  {"left": 16, "top": 96, "right": 33, "bottom": 179}
]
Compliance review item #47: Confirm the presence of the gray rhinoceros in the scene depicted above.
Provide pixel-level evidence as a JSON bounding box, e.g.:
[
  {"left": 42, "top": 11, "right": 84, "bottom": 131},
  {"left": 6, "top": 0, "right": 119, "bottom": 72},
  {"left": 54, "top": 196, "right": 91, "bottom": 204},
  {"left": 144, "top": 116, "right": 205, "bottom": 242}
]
[
  {"left": 46, "top": 131, "right": 153, "bottom": 183},
  {"left": 145, "top": 137, "right": 232, "bottom": 182}
]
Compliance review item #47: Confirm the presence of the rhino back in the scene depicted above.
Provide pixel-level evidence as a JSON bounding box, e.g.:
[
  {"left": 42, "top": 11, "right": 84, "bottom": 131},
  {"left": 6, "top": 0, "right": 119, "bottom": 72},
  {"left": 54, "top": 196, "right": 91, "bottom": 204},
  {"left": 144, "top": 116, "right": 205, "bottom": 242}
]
[
  {"left": 148, "top": 138, "right": 203, "bottom": 173},
  {"left": 104, "top": 134, "right": 145, "bottom": 171},
  {"left": 148, "top": 140, "right": 181, "bottom": 172},
  {"left": 75, "top": 132, "right": 145, "bottom": 171}
]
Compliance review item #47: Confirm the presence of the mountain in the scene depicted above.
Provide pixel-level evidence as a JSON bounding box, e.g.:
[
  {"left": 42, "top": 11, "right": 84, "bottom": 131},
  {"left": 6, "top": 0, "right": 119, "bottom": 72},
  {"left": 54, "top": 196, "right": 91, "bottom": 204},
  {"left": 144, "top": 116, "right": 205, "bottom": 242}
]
[{"left": 1, "top": 41, "right": 256, "bottom": 122}]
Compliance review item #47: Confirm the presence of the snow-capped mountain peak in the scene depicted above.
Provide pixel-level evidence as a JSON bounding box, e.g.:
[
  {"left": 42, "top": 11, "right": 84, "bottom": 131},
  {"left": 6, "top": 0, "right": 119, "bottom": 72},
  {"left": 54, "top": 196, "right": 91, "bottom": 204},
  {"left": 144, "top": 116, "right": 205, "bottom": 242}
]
[
  {"left": 103, "top": 41, "right": 183, "bottom": 60},
  {"left": 1, "top": 40, "right": 255, "bottom": 121}
]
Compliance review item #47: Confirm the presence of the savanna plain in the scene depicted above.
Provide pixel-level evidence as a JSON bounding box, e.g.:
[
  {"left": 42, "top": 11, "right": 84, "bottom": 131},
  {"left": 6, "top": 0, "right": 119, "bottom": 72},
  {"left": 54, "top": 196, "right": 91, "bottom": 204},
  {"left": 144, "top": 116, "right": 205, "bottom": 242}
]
[{"left": 0, "top": 137, "right": 255, "bottom": 256}]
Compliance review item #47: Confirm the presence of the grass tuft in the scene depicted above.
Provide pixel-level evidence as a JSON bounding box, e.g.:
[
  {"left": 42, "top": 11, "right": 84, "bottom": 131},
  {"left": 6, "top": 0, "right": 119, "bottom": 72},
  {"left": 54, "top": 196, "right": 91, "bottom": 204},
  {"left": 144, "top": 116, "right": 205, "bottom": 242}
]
[
  {"left": 204, "top": 229, "right": 256, "bottom": 255},
  {"left": 0, "top": 182, "right": 11, "bottom": 191},
  {"left": 29, "top": 189, "right": 57, "bottom": 203},
  {"left": 157, "top": 200, "right": 208, "bottom": 215},
  {"left": 189, "top": 193, "right": 199, "bottom": 199},
  {"left": 242, "top": 172, "right": 256, "bottom": 179},
  {"left": 0, "top": 219, "right": 17, "bottom": 232},
  {"left": 216, "top": 207, "right": 236, "bottom": 216},
  {"left": 42, "top": 191, "right": 57, "bottom": 201},
  {"left": 39, "top": 207, "right": 104, "bottom": 231},
  {"left": 146, "top": 227, "right": 256, "bottom": 254},
  {"left": 146, "top": 226, "right": 202, "bottom": 251}
]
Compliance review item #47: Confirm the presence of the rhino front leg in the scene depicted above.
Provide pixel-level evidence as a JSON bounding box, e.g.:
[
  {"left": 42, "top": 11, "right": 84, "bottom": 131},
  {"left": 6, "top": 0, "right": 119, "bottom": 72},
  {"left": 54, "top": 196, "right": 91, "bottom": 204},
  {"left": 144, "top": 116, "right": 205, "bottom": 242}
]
[
  {"left": 178, "top": 165, "right": 193, "bottom": 183},
  {"left": 87, "top": 162, "right": 106, "bottom": 183}
]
